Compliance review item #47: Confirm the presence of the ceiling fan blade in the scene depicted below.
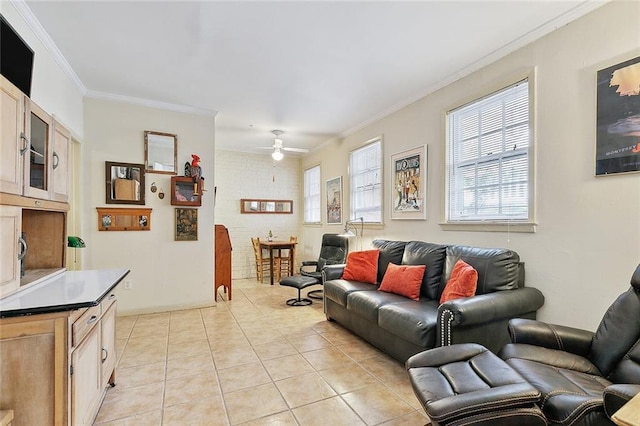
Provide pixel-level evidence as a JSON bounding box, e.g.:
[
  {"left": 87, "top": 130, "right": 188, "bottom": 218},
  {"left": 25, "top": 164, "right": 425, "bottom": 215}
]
[{"left": 283, "top": 147, "right": 309, "bottom": 153}]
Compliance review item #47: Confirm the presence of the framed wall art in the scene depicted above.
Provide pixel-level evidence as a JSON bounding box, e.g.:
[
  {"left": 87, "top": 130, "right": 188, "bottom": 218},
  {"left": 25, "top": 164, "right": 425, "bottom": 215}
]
[
  {"left": 326, "top": 176, "right": 342, "bottom": 225},
  {"left": 175, "top": 208, "right": 198, "bottom": 241},
  {"left": 595, "top": 55, "right": 640, "bottom": 176},
  {"left": 391, "top": 145, "right": 427, "bottom": 220}
]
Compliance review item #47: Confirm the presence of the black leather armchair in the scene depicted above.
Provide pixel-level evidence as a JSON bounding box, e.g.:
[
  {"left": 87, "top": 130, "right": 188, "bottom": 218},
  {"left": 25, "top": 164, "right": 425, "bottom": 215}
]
[
  {"left": 499, "top": 263, "right": 640, "bottom": 425},
  {"left": 300, "top": 233, "right": 348, "bottom": 299}
]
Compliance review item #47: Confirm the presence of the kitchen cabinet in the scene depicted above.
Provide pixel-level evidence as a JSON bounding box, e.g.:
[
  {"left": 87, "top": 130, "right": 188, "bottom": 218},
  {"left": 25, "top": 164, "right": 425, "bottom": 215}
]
[
  {"left": 0, "top": 206, "right": 22, "bottom": 296},
  {"left": 51, "top": 121, "right": 70, "bottom": 203},
  {"left": 0, "top": 269, "right": 128, "bottom": 426},
  {"left": 0, "top": 76, "right": 25, "bottom": 195},
  {"left": 0, "top": 75, "right": 70, "bottom": 202},
  {"left": 0, "top": 77, "right": 70, "bottom": 299}
]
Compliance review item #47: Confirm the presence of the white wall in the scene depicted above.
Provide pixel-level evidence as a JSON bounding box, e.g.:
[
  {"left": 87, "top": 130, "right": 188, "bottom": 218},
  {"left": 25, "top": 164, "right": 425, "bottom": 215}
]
[
  {"left": 302, "top": 1, "right": 640, "bottom": 331},
  {"left": 1, "top": 2, "right": 84, "bottom": 137},
  {"left": 214, "top": 149, "right": 300, "bottom": 279},
  {"left": 83, "top": 98, "right": 216, "bottom": 315}
]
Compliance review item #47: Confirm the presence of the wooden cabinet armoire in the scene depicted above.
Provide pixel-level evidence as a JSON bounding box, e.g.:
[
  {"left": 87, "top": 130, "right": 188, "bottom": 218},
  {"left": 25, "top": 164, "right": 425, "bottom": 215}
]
[{"left": 214, "top": 225, "right": 232, "bottom": 301}]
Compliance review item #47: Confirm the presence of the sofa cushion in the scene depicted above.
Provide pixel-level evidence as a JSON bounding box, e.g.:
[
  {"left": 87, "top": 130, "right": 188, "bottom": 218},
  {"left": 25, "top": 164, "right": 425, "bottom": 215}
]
[
  {"left": 440, "top": 259, "right": 478, "bottom": 303},
  {"left": 346, "top": 290, "right": 406, "bottom": 322},
  {"left": 324, "top": 279, "right": 377, "bottom": 307},
  {"left": 378, "top": 299, "right": 439, "bottom": 347},
  {"left": 443, "top": 245, "right": 520, "bottom": 296},
  {"left": 342, "top": 249, "right": 379, "bottom": 284},
  {"left": 401, "top": 241, "right": 447, "bottom": 299},
  {"left": 378, "top": 263, "right": 425, "bottom": 301},
  {"left": 372, "top": 240, "right": 407, "bottom": 283}
]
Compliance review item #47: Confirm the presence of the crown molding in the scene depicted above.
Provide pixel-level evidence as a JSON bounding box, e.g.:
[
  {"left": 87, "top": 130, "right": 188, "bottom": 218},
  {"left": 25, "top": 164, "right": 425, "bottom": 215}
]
[
  {"left": 85, "top": 90, "right": 218, "bottom": 117},
  {"left": 340, "top": 0, "right": 608, "bottom": 138},
  {"left": 10, "top": 0, "right": 87, "bottom": 95}
]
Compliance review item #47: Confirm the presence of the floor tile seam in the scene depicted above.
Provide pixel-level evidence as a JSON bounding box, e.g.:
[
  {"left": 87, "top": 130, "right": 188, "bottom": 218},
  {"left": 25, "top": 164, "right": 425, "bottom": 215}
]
[
  {"left": 157, "top": 331, "right": 170, "bottom": 426},
  {"left": 235, "top": 409, "right": 297, "bottom": 426},
  {"left": 377, "top": 380, "right": 422, "bottom": 412},
  {"left": 162, "top": 387, "right": 224, "bottom": 410},
  {"left": 93, "top": 406, "right": 162, "bottom": 425},
  {"left": 321, "top": 393, "right": 370, "bottom": 425}
]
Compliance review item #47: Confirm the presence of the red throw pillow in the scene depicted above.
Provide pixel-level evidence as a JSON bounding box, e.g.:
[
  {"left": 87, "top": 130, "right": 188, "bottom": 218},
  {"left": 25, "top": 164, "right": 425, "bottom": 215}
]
[
  {"left": 378, "top": 263, "right": 426, "bottom": 301},
  {"left": 440, "top": 259, "right": 478, "bottom": 304},
  {"left": 341, "top": 249, "right": 380, "bottom": 284}
]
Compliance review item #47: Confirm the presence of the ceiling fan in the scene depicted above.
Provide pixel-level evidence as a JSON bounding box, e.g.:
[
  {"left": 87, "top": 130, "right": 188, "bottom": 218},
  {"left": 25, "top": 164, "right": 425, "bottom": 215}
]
[{"left": 260, "top": 130, "right": 309, "bottom": 161}]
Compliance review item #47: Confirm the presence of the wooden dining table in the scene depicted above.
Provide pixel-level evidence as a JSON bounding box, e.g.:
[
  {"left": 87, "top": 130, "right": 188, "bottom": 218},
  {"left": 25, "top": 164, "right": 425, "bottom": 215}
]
[{"left": 260, "top": 240, "right": 297, "bottom": 285}]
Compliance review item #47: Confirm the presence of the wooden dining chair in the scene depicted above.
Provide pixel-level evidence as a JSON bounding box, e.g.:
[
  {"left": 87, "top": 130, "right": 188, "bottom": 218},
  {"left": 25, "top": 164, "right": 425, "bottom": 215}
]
[
  {"left": 278, "top": 236, "right": 297, "bottom": 278},
  {"left": 251, "top": 237, "right": 273, "bottom": 283}
]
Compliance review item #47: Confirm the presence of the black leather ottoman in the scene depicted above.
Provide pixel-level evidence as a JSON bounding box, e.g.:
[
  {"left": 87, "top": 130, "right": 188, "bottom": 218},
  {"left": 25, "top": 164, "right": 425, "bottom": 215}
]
[
  {"left": 406, "top": 343, "right": 545, "bottom": 426},
  {"left": 279, "top": 275, "right": 320, "bottom": 306}
]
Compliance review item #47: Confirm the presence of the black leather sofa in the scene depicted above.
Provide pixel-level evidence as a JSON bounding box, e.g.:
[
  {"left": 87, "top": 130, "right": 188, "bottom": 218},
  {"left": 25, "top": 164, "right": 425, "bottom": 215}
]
[
  {"left": 497, "top": 263, "right": 640, "bottom": 425},
  {"left": 323, "top": 239, "right": 545, "bottom": 362}
]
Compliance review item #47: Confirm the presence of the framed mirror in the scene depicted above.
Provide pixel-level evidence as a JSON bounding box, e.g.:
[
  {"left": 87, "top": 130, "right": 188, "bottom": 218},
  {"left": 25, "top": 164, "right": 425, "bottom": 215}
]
[
  {"left": 240, "top": 198, "right": 293, "bottom": 214},
  {"left": 105, "top": 161, "right": 145, "bottom": 205},
  {"left": 144, "top": 130, "right": 177, "bottom": 174}
]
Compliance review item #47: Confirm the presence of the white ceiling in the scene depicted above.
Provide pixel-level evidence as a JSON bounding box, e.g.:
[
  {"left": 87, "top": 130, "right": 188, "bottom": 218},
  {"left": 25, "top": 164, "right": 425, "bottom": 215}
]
[{"left": 24, "top": 0, "right": 604, "bottom": 156}]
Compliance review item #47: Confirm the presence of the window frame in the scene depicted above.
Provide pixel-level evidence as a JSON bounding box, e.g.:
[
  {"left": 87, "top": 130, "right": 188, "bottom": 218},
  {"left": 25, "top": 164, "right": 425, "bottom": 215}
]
[
  {"left": 349, "top": 136, "right": 384, "bottom": 225},
  {"left": 443, "top": 71, "right": 536, "bottom": 233},
  {"left": 303, "top": 164, "right": 321, "bottom": 224}
]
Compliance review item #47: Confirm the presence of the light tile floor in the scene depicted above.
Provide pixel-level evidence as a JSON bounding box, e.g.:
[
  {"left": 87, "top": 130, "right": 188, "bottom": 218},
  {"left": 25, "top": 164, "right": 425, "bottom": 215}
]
[{"left": 94, "top": 278, "right": 430, "bottom": 425}]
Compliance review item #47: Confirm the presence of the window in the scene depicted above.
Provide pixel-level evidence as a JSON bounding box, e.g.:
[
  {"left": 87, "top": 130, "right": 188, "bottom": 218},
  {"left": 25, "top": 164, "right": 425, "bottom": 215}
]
[
  {"left": 349, "top": 138, "right": 383, "bottom": 223},
  {"left": 303, "top": 165, "right": 321, "bottom": 223},
  {"left": 446, "top": 79, "right": 532, "bottom": 224}
]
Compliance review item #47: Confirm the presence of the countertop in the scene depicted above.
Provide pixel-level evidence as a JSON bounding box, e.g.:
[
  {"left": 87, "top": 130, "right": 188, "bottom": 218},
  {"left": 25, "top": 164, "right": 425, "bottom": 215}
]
[{"left": 0, "top": 269, "right": 130, "bottom": 318}]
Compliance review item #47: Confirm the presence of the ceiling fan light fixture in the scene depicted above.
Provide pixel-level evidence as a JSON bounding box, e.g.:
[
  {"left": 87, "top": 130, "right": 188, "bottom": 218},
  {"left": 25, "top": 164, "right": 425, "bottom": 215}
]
[{"left": 272, "top": 149, "right": 284, "bottom": 161}]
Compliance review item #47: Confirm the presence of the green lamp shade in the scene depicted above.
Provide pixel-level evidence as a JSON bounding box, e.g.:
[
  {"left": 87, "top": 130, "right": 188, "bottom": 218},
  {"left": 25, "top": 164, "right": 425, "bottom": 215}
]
[{"left": 67, "top": 236, "right": 86, "bottom": 248}]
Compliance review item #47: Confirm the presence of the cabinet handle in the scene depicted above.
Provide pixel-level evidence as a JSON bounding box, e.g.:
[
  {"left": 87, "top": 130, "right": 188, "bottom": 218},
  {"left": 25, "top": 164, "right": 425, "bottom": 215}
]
[
  {"left": 19, "top": 132, "right": 30, "bottom": 155},
  {"left": 52, "top": 151, "right": 59, "bottom": 169},
  {"left": 101, "top": 346, "right": 108, "bottom": 363},
  {"left": 18, "top": 236, "right": 28, "bottom": 260},
  {"left": 87, "top": 315, "right": 98, "bottom": 325}
]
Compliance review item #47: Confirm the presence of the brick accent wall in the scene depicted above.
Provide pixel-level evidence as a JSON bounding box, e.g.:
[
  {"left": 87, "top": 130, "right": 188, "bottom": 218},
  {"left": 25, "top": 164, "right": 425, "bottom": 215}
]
[{"left": 215, "top": 149, "right": 301, "bottom": 279}]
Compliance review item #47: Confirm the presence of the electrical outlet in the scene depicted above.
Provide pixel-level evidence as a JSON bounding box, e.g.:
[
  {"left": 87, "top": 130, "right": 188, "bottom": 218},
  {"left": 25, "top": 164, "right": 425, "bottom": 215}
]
[{"left": 124, "top": 280, "right": 132, "bottom": 290}]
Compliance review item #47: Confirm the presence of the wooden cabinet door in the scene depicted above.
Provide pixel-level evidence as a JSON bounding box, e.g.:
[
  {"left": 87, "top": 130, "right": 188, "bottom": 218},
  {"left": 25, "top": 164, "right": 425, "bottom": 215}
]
[
  {"left": 71, "top": 323, "right": 102, "bottom": 426},
  {"left": 51, "top": 120, "right": 70, "bottom": 202},
  {"left": 0, "top": 206, "right": 22, "bottom": 297},
  {"left": 0, "top": 76, "right": 25, "bottom": 195},
  {"left": 23, "top": 100, "right": 53, "bottom": 200},
  {"left": 100, "top": 303, "right": 117, "bottom": 387}
]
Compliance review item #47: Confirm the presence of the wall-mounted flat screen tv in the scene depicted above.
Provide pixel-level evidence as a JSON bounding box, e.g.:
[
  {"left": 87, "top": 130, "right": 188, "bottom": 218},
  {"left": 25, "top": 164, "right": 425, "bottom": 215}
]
[{"left": 1, "top": 15, "right": 34, "bottom": 97}]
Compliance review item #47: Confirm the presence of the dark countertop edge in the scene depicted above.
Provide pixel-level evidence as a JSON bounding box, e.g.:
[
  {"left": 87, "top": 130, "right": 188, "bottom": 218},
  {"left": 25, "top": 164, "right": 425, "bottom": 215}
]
[{"left": 0, "top": 270, "right": 130, "bottom": 319}]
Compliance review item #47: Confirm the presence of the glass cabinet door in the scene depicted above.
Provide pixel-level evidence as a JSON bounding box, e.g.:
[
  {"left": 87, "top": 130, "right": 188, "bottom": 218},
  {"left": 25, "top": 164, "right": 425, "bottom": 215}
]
[{"left": 23, "top": 100, "right": 52, "bottom": 199}]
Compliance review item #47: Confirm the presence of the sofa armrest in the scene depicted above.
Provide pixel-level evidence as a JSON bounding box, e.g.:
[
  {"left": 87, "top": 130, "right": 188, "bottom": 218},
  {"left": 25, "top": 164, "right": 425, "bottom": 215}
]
[
  {"left": 438, "top": 287, "right": 545, "bottom": 346},
  {"left": 507, "top": 318, "right": 594, "bottom": 356},
  {"left": 604, "top": 384, "right": 640, "bottom": 419},
  {"left": 322, "top": 264, "right": 346, "bottom": 281}
]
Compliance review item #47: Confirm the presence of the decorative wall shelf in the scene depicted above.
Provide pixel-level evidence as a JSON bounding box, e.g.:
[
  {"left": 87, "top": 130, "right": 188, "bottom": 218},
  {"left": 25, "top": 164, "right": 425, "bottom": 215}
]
[
  {"left": 171, "top": 176, "right": 203, "bottom": 207},
  {"left": 96, "top": 207, "right": 152, "bottom": 231}
]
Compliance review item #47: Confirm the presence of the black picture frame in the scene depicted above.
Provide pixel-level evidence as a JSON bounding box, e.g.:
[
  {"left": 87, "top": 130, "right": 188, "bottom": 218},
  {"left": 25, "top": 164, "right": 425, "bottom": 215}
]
[{"left": 595, "top": 55, "right": 640, "bottom": 176}]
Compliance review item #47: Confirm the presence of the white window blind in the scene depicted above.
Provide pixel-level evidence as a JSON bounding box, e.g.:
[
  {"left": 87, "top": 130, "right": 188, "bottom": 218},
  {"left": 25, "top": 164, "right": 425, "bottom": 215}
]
[
  {"left": 303, "top": 165, "right": 321, "bottom": 223},
  {"left": 350, "top": 139, "right": 383, "bottom": 223},
  {"left": 447, "top": 79, "right": 531, "bottom": 222}
]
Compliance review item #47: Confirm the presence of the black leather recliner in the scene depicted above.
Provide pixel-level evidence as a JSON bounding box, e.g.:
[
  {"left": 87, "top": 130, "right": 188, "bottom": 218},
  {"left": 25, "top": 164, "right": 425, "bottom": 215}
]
[
  {"left": 280, "top": 234, "right": 348, "bottom": 305},
  {"left": 498, "top": 263, "right": 640, "bottom": 425},
  {"left": 300, "top": 233, "right": 348, "bottom": 299}
]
